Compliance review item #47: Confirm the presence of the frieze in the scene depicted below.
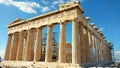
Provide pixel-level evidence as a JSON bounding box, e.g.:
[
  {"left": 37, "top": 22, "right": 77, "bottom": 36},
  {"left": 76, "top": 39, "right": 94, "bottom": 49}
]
[{"left": 8, "top": 9, "right": 77, "bottom": 34}]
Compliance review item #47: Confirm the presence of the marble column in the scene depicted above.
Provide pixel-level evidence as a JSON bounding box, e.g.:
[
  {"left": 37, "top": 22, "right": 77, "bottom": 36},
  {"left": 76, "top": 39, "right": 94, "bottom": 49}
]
[
  {"left": 16, "top": 32, "right": 24, "bottom": 61},
  {"left": 92, "top": 34, "right": 96, "bottom": 62},
  {"left": 10, "top": 33, "right": 19, "bottom": 60},
  {"left": 96, "top": 37, "right": 99, "bottom": 62},
  {"left": 98, "top": 40, "right": 101, "bottom": 62},
  {"left": 94, "top": 36, "right": 97, "bottom": 62},
  {"left": 85, "top": 28, "right": 90, "bottom": 62},
  {"left": 99, "top": 41, "right": 102, "bottom": 62},
  {"left": 72, "top": 19, "right": 79, "bottom": 64},
  {"left": 34, "top": 28, "right": 42, "bottom": 61},
  {"left": 107, "top": 45, "right": 109, "bottom": 61},
  {"left": 23, "top": 35, "right": 27, "bottom": 61},
  {"left": 59, "top": 23, "right": 66, "bottom": 63},
  {"left": 91, "top": 34, "right": 94, "bottom": 62},
  {"left": 101, "top": 43, "right": 104, "bottom": 61},
  {"left": 26, "top": 29, "right": 35, "bottom": 61},
  {"left": 102, "top": 43, "right": 105, "bottom": 61},
  {"left": 45, "top": 25, "right": 53, "bottom": 62},
  {"left": 79, "top": 25, "right": 84, "bottom": 63},
  {"left": 82, "top": 27, "right": 87, "bottom": 62},
  {"left": 77, "top": 23, "right": 81, "bottom": 64},
  {"left": 105, "top": 44, "right": 107, "bottom": 61},
  {"left": 88, "top": 31, "right": 93, "bottom": 62},
  {"left": 4, "top": 34, "right": 12, "bottom": 60}
]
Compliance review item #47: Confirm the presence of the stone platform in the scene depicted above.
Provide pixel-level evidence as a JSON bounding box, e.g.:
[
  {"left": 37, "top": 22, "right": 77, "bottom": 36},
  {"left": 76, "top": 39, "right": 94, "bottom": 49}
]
[{"left": 1, "top": 61, "right": 81, "bottom": 68}]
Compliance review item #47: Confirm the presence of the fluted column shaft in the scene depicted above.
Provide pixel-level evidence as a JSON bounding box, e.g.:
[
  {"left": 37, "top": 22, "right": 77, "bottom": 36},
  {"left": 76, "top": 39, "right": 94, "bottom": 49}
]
[
  {"left": 92, "top": 34, "right": 96, "bottom": 62},
  {"left": 59, "top": 23, "right": 66, "bottom": 63},
  {"left": 79, "top": 25, "right": 85, "bottom": 63},
  {"left": 82, "top": 27, "right": 87, "bottom": 62},
  {"left": 72, "top": 19, "right": 79, "bottom": 64},
  {"left": 95, "top": 37, "right": 99, "bottom": 62},
  {"left": 101, "top": 43, "right": 104, "bottom": 61},
  {"left": 85, "top": 28, "right": 90, "bottom": 62},
  {"left": 93, "top": 35, "right": 97, "bottom": 62},
  {"left": 89, "top": 32, "right": 94, "bottom": 62},
  {"left": 26, "top": 29, "right": 35, "bottom": 61},
  {"left": 98, "top": 40, "right": 101, "bottom": 62},
  {"left": 34, "top": 28, "right": 42, "bottom": 61},
  {"left": 10, "top": 33, "right": 19, "bottom": 60},
  {"left": 45, "top": 25, "right": 53, "bottom": 62},
  {"left": 4, "top": 34, "right": 12, "bottom": 60},
  {"left": 16, "top": 32, "right": 24, "bottom": 61}
]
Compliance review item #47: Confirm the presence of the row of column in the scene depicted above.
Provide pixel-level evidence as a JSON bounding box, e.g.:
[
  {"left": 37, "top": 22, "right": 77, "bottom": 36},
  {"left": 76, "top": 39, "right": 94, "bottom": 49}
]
[
  {"left": 78, "top": 22, "right": 112, "bottom": 63},
  {"left": 87, "top": 28, "right": 112, "bottom": 63},
  {"left": 4, "top": 20, "right": 79, "bottom": 64},
  {"left": 4, "top": 19, "right": 112, "bottom": 64}
]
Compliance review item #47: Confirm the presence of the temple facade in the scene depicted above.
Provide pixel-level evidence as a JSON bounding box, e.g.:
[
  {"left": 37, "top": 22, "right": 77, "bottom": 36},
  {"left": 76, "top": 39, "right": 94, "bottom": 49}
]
[{"left": 1, "top": 2, "right": 112, "bottom": 68}]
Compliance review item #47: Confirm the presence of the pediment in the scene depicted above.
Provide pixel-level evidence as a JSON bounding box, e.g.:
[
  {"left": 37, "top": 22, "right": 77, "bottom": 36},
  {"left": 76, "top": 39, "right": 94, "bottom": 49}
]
[{"left": 9, "top": 18, "right": 24, "bottom": 25}]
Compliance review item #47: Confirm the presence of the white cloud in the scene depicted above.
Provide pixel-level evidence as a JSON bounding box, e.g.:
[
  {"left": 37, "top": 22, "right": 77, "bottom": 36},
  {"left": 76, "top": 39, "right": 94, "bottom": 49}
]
[
  {"left": 0, "top": 0, "right": 86, "bottom": 14},
  {"left": 0, "top": 0, "right": 40, "bottom": 14},
  {"left": 40, "top": 6, "right": 50, "bottom": 13},
  {"left": 0, "top": 49, "right": 5, "bottom": 59},
  {"left": 42, "top": 0, "right": 49, "bottom": 5},
  {"left": 68, "top": 0, "right": 84, "bottom": 2},
  {"left": 52, "top": 1, "right": 59, "bottom": 5},
  {"left": 12, "top": 1, "right": 40, "bottom": 14},
  {"left": 69, "top": 0, "right": 80, "bottom": 2},
  {"left": 52, "top": 0, "right": 65, "bottom": 5},
  {"left": 0, "top": 0, "right": 5, "bottom": 3}
]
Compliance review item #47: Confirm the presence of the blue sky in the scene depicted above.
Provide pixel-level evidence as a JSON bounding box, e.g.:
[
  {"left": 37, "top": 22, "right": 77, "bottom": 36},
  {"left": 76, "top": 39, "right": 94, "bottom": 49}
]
[{"left": 0, "top": 0, "right": 120, "bottom": 61}]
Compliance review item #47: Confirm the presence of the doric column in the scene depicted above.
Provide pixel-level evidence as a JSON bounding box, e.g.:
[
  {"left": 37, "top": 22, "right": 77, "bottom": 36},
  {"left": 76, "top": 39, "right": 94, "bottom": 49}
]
[
  {"left": 92, "top": 34, "right": 96, "bottom": 62},
  {"left": 59, "top": 23, "right": 66, "bottom": 63},
  {"left": 34, "top": 28, "right": 42, "bottom": 61},
  {"left": 104, "top": 44, "right": 107, "bottom": 61},
  {"left": 88, "top": 30, "right": 93, "bottom": 62},
  {"left": 77, "top": 22, "right": 82, "bottom": 64},
  {"left": 26, "top": 29, "right": 35, "bottom": 61},
  {"left": 89, "top": 32, "right": 94, "bottom": 62},
  {"left": 4, "top": 34, "right": 12, "bottom": 60},
  {"left": 107, "top": 46, "right": 109, "bottom": 61},
  {"left": 101, "top": 42, "right": 104, "bottom": 61},
  {"left": 88, "top": 31, "right": 92, "bottom": 47},
  {"left": 93, "top": 35, "right": 97, "bottom": 62},
  {"left": 16, "top": 32, "right": 24, "bottom": 61},
  {"left": 10, "top": 32, "right": 19, "bottom": 60},
  {"left": 98, "top": 40, "right": 101, "bottom": 62},
  {"left": 103, "top": 43, "right": 105, "bottom": 61},
  {"left": 95, "top": 37, "right": 99, "bottom": 62},
  {"left": 99, "top": 41, "right": 102, "bottom": 62},
  {"left": 85, "top": 28, "right": 90, "bottom": 62},
  {"left": 79, "top": 25, "right": 84, "bottom": 63},
  {"left": 72, "top": 19, "right": 79, "bottom": 64},
  {"left": 45, "top": 25, "right": 53, "bottom": 62}
]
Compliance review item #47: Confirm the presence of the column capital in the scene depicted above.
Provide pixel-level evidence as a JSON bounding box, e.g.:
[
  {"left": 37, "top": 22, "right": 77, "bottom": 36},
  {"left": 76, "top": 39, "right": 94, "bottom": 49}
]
[
  {"left": 72, "top": 18, "right": 79, "bottom": 23},
  {"left": 60, "top": 22, "right": 67, "bottom": 25},
  {"left": 47, "top": 25, "right": 53, "bottom": 28},
  {"left": 8, "top": 33, "right": 13, "bottom": 36}
]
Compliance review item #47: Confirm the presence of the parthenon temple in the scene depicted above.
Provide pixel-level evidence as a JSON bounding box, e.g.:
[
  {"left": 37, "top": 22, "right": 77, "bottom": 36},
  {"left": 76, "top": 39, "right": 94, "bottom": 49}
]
[{"left": 1, "top": 2, "right": 113, "bottom": 68}]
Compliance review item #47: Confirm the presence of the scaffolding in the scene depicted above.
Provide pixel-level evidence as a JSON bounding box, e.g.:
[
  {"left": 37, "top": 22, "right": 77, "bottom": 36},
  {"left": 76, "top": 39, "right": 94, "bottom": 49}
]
[{"left": 110, "top": 43, "right": 115, "bottom": 62}]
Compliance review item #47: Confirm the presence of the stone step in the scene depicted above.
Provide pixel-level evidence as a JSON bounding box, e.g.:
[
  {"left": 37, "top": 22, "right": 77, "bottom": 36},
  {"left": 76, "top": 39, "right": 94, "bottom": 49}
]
[{"left": 1, "top": 61, "right": 80, "bottom": 68}]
